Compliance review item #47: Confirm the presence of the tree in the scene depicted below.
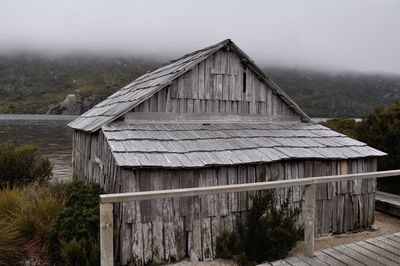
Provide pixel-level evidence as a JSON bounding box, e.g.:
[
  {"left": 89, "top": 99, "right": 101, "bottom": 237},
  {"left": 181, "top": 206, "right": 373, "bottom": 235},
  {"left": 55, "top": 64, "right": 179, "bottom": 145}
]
[
  {"left": 357, "top": 101, "right": 400, "bottom": 171},
  {"left": 322, "top": 101, "right": 400, "bottom": 194}
]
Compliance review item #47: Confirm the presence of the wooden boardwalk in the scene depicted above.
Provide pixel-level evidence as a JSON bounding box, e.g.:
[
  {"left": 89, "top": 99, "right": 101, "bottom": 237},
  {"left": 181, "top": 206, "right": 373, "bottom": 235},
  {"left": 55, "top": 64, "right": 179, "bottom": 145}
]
[
  {"left": 376, "top": 191, "right": 400, "bottom": 217},
  {"left": 264, "top": 233, "right": 400, "bottom": 266}
]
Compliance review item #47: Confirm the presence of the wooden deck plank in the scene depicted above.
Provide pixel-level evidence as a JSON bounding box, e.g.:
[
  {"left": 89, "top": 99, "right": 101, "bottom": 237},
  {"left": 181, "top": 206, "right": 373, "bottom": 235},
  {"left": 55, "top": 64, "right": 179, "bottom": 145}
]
[
  {"left": 296, "top": 255, "right": 330, "bottom": 266},
  {"left": 257, "top": 262, "right": 273, "bottom": 266},
  {"left": 365, "top": 239, "right": 400, "bottom": 260},
  {"left": 346, "top": 242, "right": 397, "bottom": 266},
  {"left": 321, "top": 248, "right": 365, "bottom": 266},
  {"left": 333, "top": 245, "right": 379, "bottom": 265},
  {"left": 375, "top": 191, "right": 400, "bottom": 217},
  {"left": 376, "top": 237, "right": 400, "bottom": 250},
  {"left": 388, "top": 234, "right": 400, "bottom": 243},
  {"left": 284, "top": 257, "right": 310, "bottom": 266},
  {"left": 268, "top": 234, "right": 400, "bottom": 266},
  {"left": 270, "top": 260, "right": 292, "bottom": 266},
  {"left": 305, "top": 251, "right": 347, "bottom": 266}
]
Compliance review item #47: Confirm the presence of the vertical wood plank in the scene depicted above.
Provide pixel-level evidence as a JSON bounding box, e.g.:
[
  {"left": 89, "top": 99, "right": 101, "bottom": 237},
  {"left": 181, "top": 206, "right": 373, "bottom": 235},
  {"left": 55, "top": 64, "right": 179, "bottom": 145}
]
[
  {"left": 218, "top": 167, "right": 229, "bottom": 216},
  {"left": 191, "top": 64, "right": 199, "bottom": 99},
  {"left": 151, "top": 172, "right": 164, "bottom": 263},
  {"left": 228, "top": 167, "right": 238, "bottom": 212},
  {"left": 304, "top": 184, "right": 315, "bottom": 257},
  {"left": 198, "top": 61, "right": 205, "bottom": 99},
  {"left": 100, "top": 203, "right": 114, "bottom": 266},
  {"left": 189, "top": 170, "right": 202, "bottom": 261},
  {"left": 205, "top": 55, "right": 214, "bottom": 99}
]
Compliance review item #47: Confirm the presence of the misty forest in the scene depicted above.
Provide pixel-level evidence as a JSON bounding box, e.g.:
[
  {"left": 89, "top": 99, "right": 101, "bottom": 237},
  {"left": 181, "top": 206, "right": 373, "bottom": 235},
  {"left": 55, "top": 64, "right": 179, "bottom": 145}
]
[{"left": 1, "top": 54, "right": 400, "bottom": 117}]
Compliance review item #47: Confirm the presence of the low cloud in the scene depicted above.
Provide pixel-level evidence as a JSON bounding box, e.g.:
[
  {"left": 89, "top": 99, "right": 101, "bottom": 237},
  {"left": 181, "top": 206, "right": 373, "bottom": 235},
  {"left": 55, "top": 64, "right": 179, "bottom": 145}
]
[{"left": 1, "top": 0, "right": 399, "bottom": 73}]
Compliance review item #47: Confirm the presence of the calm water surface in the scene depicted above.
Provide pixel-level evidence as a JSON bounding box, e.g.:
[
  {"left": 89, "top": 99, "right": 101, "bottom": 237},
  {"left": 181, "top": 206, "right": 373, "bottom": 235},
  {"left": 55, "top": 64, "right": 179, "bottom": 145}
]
[{"left": 0, "top": 114, "right": 77, "bottom": 181}]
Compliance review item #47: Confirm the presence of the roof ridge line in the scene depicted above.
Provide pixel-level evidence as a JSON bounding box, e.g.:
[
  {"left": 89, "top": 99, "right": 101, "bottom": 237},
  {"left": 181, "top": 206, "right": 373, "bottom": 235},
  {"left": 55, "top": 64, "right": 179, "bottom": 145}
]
[{"left": 69, "top": 38, "right": 313, "bottom": 132}]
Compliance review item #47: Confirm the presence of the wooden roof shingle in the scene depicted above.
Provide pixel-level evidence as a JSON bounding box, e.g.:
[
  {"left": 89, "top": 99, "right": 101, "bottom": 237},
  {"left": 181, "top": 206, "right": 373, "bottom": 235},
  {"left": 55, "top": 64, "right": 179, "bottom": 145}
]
[{"left": 102, "top": 122, "right": 386, "bottom": 168}]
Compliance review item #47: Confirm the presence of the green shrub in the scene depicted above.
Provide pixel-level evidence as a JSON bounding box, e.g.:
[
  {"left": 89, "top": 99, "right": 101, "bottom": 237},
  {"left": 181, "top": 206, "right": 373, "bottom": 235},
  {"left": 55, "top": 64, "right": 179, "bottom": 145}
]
[
  {"left": 60, "top": 238, "right": 100, "bottom": 266},
  {"left": 48, "top": 180, "right": 103, "bottom": 265},
  {"left": 215, "top": 230, "right": 241, "bottom": 259},
  {"left": 215, "top": 191, "right": 301, "bottom": 265},
  {"left": 0, "top": 141, "right": 52, "bottom": 188},
  {"left": 241, "top": 191, "right": 301, "bottom": 263},
  {"left": 321, "top": 117, "right": 359, "bottom": 139}
]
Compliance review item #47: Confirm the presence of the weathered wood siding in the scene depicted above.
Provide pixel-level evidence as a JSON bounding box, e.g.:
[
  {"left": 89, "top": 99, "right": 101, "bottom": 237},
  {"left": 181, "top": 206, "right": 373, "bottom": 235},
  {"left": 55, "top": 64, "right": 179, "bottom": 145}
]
[
  {"left": 116, "top": 159, "right": 377, "bottom": 265},
  {"left": 72, "top": 130, "right": 120, "bottom": 193},
  {"left": 129, "top": 49, "right": 299, "bottom": 119}
]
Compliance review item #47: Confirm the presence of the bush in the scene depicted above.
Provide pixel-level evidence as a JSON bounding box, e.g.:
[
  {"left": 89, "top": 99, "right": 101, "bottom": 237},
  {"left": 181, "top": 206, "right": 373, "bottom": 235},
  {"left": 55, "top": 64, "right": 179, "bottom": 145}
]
[
  {"left": 321, "top": 117, "right": 359, "bottom": 139},
  {"left": 0, "top": 141, "right": 52, "bottom": 188},
  {"left": 48, "top": 180, "right": 103, "bottom": 265},
  {"left": 215, "top": 191, "right": 301, "bottom": 265},
  {"left": 60, "top": 238, "right": 100, "bottom": 266},
  {"left": 241, "top": 191, "right": 301, "bottom": 263},
  {"left": 215, "top": 230, "right": 241, "bottom": 259}
]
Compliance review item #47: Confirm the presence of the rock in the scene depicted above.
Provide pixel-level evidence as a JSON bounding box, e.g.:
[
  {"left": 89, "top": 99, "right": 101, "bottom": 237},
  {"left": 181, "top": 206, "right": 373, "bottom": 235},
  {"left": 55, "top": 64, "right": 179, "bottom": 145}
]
[
  {"left": 47, "top": 94, "right": 82, "bottom": 115},
  {"left": 47, "top": 93, "right": 102, "bottom": 115},
  {"left": 82, "top": 94, "right": 101, "bottom": 113}
]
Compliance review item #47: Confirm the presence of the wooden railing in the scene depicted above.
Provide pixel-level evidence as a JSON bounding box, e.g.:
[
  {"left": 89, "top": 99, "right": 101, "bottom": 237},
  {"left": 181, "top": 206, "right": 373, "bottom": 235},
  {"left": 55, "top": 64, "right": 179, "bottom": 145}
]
[{"left": 99, "top": 169, "right": 400, "bottom": 266}]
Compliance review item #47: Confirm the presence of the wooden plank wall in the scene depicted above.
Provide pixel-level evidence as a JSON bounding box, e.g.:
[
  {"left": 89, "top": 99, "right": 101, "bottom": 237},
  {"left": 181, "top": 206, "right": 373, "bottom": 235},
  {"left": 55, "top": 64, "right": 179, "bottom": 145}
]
[
  {"left": 114, "top": 158, "right": 377, "bottom": 265},
  {"left": 130, "top": 49, "right": 298, "bottom": 119},
  {"left": 72, "top": 130, "right": 120, "bottom": 193},
  {"left": 72, "top": 130, "right": 127, "bottom": 261}
]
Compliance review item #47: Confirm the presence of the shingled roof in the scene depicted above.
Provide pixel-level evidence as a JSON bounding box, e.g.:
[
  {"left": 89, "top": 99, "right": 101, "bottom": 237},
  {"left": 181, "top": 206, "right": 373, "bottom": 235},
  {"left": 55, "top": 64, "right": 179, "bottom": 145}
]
[
  {"left": 68, "top": 39, "right": 309, "bottom": 132},
  {"left": 102, "top": 121, "right": 386, "bottom": 168}
]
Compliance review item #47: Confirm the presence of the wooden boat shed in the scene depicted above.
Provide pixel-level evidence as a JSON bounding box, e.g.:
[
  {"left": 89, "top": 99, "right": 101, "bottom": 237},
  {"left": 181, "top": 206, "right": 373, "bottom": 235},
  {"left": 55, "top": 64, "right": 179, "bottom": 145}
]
[{"left": 68, "top": 39, "right": 386, "bottom": 265}]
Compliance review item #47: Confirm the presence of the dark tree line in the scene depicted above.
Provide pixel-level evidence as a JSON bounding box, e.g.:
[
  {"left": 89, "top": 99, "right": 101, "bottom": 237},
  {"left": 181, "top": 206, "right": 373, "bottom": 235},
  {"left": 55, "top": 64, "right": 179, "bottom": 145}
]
[{"left": 322, "top": 100, "right": 400, "bottom": 194}]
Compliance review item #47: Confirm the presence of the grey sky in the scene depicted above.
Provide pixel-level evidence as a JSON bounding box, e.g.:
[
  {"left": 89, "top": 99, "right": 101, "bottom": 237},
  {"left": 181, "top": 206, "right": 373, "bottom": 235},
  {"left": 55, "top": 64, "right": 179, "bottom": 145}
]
[{"left": 1, "top": 0, "right": 399, "bottom": 73}]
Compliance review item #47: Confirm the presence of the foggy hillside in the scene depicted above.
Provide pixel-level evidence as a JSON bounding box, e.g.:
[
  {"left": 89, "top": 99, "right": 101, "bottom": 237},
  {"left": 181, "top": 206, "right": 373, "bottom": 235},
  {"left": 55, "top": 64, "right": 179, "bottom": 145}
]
[{"left": 1, "top": 54, "right": 399, "bottom": 117}]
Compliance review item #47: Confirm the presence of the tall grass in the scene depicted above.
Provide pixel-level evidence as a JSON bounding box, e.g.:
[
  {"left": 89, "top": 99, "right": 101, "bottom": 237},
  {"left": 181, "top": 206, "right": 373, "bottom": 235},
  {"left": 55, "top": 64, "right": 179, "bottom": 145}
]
[
  {"left": 0, "top": 183, "right": 65, "bottom": 264},
  {"left": 0, "top": 188, "right": 26, "bottom": 264},
  {"left": 0, "top": 187, "right": 23, "bottom": 217},
  {"left": 0, "top": 220, "right": 26, "bottom": 264},
  {"left": 18, "top": 183, "right": 65, "bottom": 241}
]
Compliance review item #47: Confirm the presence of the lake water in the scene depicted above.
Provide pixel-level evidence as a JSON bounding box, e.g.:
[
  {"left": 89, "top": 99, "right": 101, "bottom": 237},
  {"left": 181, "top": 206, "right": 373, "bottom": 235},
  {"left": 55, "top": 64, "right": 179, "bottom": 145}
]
[{"left": 0, "top": 114, "right": 77, "bottom": 181}]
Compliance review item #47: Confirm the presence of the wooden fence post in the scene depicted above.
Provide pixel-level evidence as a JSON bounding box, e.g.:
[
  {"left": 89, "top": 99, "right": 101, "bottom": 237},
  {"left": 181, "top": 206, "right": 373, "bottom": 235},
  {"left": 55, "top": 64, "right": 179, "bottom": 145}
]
[
  {"left": 304, "top": 183, "right": 315, "bottom": 257},
  {"left": 100, "top": 202, "right": 114, "bottom": 266}
]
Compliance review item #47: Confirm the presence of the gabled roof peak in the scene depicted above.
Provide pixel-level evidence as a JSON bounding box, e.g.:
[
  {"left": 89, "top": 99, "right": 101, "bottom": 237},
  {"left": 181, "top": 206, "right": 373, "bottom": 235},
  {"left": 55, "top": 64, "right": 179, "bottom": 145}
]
[{"left": 68, "top": 39, "right": 309, "bottom": 132}]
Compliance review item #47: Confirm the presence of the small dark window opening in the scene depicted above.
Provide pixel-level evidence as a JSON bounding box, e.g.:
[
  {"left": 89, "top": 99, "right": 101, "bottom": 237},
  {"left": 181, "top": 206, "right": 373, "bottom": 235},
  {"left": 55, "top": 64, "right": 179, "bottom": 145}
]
[{"left": 242, "top": 71, "right": 247, "bottom": 93}]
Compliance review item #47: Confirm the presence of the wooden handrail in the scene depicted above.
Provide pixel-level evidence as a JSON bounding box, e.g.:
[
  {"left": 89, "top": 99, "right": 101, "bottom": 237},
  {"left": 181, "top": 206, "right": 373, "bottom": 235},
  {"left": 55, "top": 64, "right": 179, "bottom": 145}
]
[{"left": 99, "top": 169, "right": 400, "bottom": 266}]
